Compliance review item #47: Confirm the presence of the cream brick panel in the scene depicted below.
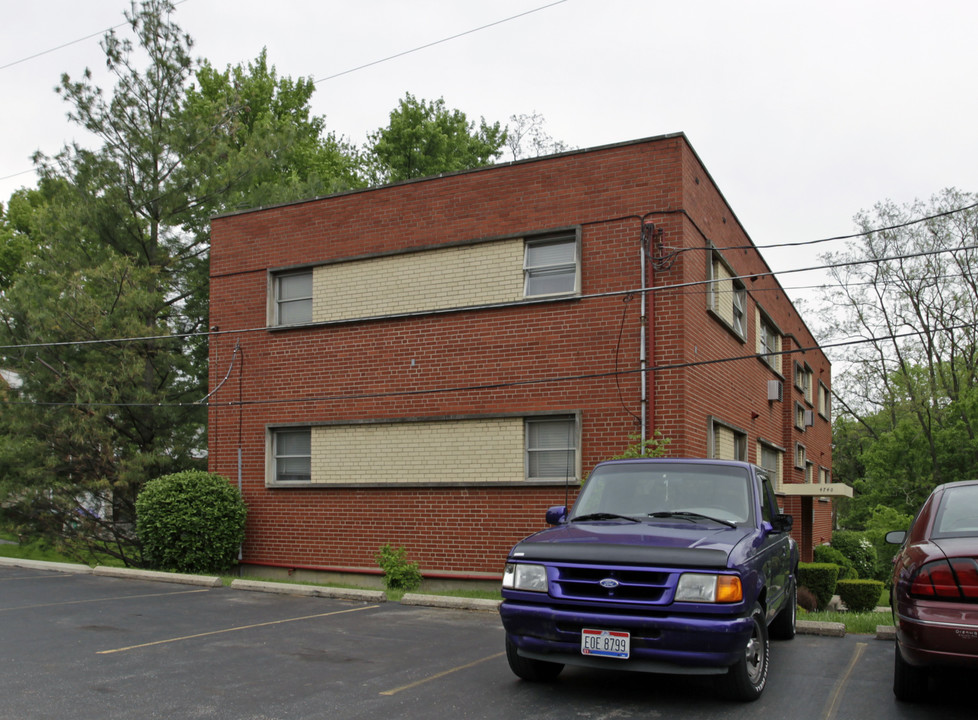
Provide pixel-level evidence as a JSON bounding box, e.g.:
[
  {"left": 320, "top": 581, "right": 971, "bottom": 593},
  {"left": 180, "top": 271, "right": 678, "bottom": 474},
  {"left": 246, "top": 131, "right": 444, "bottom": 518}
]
[
  {"left": 310, "top": 418, "right": 525, "bottom": 484},
  {"left": 714, "top": 425, "right": 736, "bottom": 460},
  {"left": 312, "top": 239, "right": 525, "bottom": 323}
]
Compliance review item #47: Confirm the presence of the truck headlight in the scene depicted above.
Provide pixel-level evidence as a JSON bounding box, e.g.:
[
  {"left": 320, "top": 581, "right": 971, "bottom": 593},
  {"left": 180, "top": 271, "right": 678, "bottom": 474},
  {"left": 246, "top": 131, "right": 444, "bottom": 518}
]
[
  {"left": 502, "top": 563, "right": 548, "bottom": 592},
  {"left": 675, "top": 573, "right": 742, "bottom": 603}
]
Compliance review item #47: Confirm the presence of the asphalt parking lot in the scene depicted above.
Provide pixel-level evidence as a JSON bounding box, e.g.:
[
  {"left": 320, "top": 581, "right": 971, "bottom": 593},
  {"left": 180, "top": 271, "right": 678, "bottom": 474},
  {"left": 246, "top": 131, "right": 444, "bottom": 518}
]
[{"left": 0, "top": 562, "right": 972, "bottom": 720}]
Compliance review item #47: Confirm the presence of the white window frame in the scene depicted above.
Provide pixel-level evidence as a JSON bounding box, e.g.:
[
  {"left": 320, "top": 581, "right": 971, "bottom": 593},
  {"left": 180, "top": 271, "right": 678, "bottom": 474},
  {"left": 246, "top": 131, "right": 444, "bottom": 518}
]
[
  {"left": 523, "top": 235, "right": 578, "bottom": 298},
  {"left": 525, "top": 416, "right": 578, "bottom": 480},
  {"left": 710, "top": 418, "right": 748, "bottom": 461},
  {"left": 709, "top": 251, "right": 747, "bottom": 339},
  {"left": 795, "top": 362, "right": 814, "bottom": 404},
  {"left": 818, "top": 381, "right": 831, "bottom": 419},
  {"left": 272, "top": 269, "right": 313, "bottom": 326},
  {"left": 757, "top": 311, "right": 782, "bottom": 372},
  {"left": 795, "top": 402, "right": 807, "bottom": 431},
  {"left": 270, "top": 427, "right": 312, "bottom": 483},
  {"left": 795, "top": 442, "right": 807, "bottom": 470},
  {"left": 758, "top": 441, "right": 783, "bottom": 489}
]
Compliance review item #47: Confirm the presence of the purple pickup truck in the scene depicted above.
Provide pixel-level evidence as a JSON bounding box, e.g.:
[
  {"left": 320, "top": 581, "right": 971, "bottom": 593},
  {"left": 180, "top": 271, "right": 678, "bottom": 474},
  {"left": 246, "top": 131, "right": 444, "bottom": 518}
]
[{"left": 499, "top": 458, "right": 798, "bottom": 701}]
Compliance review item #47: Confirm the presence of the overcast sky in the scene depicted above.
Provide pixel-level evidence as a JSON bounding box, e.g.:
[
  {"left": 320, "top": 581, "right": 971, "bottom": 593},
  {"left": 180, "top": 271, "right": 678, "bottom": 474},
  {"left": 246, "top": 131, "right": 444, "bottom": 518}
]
[{"left": 3, "top": 0, "right": 977, "bottom": 326}]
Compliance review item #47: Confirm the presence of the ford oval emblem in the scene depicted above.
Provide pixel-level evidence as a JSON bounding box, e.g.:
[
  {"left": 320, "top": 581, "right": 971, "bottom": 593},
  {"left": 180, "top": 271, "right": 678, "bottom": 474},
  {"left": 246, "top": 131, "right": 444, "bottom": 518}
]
[{"left": 599, "top": 578, "right": 620, "bottom": 589}]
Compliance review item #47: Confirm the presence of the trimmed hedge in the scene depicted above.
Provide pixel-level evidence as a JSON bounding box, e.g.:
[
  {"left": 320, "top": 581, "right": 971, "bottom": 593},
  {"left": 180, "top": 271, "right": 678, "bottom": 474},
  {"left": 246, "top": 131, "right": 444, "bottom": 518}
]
[
  {"left": 813, "top": 544, "right": 857, "bottom": 579},
  {"left": 836, "top": 579, "right": 885, "bottom": 612},
  {"left": 136, "top": 470, "right": 246, "bottom": 574},
  {"left": 798, "top": 562, "right": 840, "bottom": 611}
]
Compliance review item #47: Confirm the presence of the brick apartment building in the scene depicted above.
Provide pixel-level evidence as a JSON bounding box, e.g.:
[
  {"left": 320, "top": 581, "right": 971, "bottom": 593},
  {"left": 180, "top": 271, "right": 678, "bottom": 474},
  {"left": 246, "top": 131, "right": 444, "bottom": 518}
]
[{"left": 207, "top": 133, "right": 846, "bottom": 585}]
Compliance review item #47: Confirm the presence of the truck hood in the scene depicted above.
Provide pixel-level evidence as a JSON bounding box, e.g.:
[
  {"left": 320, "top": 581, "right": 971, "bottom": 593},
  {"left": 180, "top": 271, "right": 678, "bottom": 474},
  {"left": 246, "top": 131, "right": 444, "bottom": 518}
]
[{"left": 509, "top": 520, "right": 757, "bottom": 569}]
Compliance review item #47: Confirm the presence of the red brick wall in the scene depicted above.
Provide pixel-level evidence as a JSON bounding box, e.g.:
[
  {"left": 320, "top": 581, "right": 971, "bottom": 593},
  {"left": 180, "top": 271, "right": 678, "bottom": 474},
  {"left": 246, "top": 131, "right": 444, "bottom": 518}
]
[{"left": 208, "top": 135, "right": 834, "bottom": 576}]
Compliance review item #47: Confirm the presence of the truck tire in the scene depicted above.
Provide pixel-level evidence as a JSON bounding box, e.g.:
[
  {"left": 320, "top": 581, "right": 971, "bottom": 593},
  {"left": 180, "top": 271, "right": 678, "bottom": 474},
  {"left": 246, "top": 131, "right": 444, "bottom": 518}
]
[
  {"left": 719, "top": 604, "right": 769, "bottom": 701},
  {"left": 769, "top": 578, "right": 797, "bottom": 640},
  {"left": 505, "top": 635, "right": 564, "bottom": 682}
]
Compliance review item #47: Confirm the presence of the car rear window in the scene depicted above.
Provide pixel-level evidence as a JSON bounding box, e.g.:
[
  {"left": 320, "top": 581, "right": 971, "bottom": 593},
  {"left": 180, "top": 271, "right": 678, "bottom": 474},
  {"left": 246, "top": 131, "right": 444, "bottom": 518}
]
[{"left": 933, "top": 484, "right": 978, "bottom": 538}]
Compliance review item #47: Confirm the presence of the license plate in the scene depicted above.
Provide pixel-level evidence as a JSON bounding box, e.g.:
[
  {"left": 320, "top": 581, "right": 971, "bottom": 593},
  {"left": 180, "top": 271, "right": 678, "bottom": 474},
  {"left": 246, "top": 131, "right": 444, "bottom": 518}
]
[{"left": 581, "top": 628, "right": 630, "bottom": 659}]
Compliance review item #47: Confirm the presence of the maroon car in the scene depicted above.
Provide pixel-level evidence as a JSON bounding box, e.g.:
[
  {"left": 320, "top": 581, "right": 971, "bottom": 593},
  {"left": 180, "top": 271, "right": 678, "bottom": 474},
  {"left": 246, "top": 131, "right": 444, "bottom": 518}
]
[{"left": 887, "top": 479, "right": 978, "bottom": 701}]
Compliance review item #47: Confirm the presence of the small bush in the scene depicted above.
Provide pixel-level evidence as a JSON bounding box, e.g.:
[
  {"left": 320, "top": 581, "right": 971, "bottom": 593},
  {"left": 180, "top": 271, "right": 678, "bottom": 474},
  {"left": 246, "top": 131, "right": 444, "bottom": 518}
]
[
  {"left": 376, "top": 543, "right": 423, "bottom": 591},
  {"left": 798, "top": 562, "right": 840, "bottom": 611},
  {"left": 136, "top": 471, "right": 246, "bottom": 574},
  {"left": 836, "top": 579, "right": 885, "bottom": 613},
  {"left": 813, "top": 544, "right": 857, "bottom": 579},
  {"left": 797, "top": 585, "right": 818, "bottom": 612},
  {"left": 831, "top": 531, "right": 878, "bottom": 579}
]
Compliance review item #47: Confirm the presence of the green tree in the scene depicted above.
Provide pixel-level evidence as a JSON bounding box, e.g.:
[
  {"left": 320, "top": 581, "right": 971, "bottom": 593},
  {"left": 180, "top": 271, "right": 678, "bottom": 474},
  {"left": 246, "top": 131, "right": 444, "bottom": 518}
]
[
  {"left": 0, "top": 1, "right": 353, "bottom": 563},
  {"left": 364, "top": 93, "right": 506, "bottom": 184},
  {"left": 822, "top": 189, "right": 978, "bottom": 524},
  {"left": 0, "top": 190, "right": 39, "bottom": 292},
  {"left": 180, "top": 47, "right": 362, "bottom": 213}
]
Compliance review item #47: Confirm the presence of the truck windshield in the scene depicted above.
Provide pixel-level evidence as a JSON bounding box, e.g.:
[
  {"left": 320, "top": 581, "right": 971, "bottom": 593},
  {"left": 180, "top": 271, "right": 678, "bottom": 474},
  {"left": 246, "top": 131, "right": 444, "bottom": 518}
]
[{"left": 571, "top": 463, "right": 753, "bottom": 526}]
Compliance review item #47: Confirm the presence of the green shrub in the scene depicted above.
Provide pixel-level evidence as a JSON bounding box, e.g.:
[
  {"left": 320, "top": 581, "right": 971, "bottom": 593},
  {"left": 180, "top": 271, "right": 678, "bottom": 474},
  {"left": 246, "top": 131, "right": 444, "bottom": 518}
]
[
  {"left": 376, "top": 543, "right": 423, "bottom": 591},
  {"left": 813, "top": 544, "right": 857, "bottom": 579},
  {"left": 798, "top": 562, "right": 840, "bottom": 611},
  {"left": 136, "top": 471, "right": 246, "bottom": 574},
  {"left": 831, "top": 531, "right": 878, "bottom": 579},
  {"left": 836, "top": 579, "right": 885, "bottom": 613}
]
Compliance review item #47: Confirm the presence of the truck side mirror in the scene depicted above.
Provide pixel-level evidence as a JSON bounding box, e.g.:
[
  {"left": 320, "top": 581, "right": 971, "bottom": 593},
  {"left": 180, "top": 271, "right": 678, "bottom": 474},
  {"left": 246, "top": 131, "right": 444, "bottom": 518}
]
[{"left": 545, "top": 506, "right": 568, "bottom": 525}]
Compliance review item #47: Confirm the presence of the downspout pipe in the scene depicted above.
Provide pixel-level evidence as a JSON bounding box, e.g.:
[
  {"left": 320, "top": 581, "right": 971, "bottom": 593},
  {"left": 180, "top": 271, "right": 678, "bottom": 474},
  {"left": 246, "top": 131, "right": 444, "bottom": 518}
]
[{"left": 640, "top": 230, "right": 648, "bottom": 446}]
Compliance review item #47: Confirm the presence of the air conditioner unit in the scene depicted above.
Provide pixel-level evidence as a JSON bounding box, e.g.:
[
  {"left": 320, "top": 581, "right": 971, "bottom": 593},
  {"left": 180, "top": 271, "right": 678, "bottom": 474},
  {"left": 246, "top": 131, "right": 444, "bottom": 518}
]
[
  {"left": 804, "top": 409, "right": 815, "bottom": 427},
  {"left": 767, "top": 380, "right": 783, "bottom": 402}
]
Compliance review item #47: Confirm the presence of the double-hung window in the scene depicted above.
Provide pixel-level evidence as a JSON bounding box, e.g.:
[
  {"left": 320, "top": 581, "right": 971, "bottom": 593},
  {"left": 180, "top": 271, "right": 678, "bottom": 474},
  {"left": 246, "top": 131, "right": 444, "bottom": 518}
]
[
  {"left": 709, "top": 252, "right": 747, "bottom": 338},
  {"left": 711, "top": 419, "right": 747, "bottom": 461},
  {"left": 759, "top": 442, "right": 783, "bottom": 489},
  {"left": 273, "top": 270, "right": 313, "bottom": 326},
  {"left": 524, "top": 236, "right": 577, "bottom": 297},
  {"left": 272, "top": 428, "right": 312, "bottom": 482},
  {"left": 525, "top": 416, "right": 577, "bottom": 480},
  {"left": 758, "top": 313, "right": 781, "bottom": 371}
]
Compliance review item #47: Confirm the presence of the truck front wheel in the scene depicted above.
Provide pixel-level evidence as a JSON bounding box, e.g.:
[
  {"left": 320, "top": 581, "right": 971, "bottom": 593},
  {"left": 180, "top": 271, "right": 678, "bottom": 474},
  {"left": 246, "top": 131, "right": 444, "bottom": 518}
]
[
  {"left": 505, "top": 635, "right": 564, "bottom": 682},
  {"left": 719, "top": 604, "right": 769, "bottom": 701}
]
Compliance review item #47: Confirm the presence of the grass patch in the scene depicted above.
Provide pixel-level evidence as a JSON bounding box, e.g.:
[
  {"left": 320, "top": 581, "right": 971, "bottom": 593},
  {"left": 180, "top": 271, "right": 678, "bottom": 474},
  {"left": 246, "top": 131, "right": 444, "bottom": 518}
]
[
  {"left": 801, "top": 609, "right": 893, "bottom": 634},
  {"left": 0, "top": 533, "right": 127, "bottom": 568},
  {"left": 0, "top": 535, "right": 81, "bottom": 564}
]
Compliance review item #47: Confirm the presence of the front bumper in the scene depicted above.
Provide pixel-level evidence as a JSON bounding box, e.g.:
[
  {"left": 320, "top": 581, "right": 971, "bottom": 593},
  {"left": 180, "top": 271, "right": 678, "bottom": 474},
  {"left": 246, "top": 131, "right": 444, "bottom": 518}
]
[{"left": 499, "top": 599, "right": 754, "bottom": 674}]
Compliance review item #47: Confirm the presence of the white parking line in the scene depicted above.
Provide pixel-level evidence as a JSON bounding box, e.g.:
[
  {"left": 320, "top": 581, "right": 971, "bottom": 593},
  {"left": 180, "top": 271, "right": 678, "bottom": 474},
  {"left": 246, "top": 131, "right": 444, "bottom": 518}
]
[
  {"left": 379, "top": 652, "right": 505, "bottom": 696},
  {"left": 97, "top": 604, "right": 381, "bottom": 655},
  {"left": 0, "top": 588, "right": 211, "bottom": 612},
  {"left": 821, "top": 642, "right": 868, "bottom": 720}
]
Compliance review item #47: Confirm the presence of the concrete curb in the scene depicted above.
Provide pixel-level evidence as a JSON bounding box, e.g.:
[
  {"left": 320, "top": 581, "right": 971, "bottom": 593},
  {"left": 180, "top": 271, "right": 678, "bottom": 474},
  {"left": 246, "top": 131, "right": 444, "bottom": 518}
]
[
  {"left": 0, "top": 557, "right": 899, "bottom": 636},
  {"left": 876, "top": 624, "right": 896, "bottom": 640},
  {"left": 93, "top": 565, "right": 222, "bottom": 587},
  {"left": 400, "top": 593, "right": 501, "bottom": 612},
  {"left": 796, "top": 620, "right": 846, "bottom": 637},
  {"left": 230, "top": 578, "right": 386, "bottom": 603},
  {"left": 0, "top": 557, "right": 94, "bottom": 574}
]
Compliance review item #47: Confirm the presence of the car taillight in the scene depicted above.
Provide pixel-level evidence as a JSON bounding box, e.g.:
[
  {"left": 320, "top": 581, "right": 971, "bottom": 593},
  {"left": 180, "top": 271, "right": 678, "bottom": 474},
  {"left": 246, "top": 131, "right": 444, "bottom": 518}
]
[{"left": 910, "top": 558, "right": 978, "bottom": 600}]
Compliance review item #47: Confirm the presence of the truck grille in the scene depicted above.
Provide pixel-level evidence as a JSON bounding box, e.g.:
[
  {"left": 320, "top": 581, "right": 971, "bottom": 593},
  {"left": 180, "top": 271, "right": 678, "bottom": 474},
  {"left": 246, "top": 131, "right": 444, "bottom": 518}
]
[{"left": 550, "top": 564, "right": 673, "bottom": 603}]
